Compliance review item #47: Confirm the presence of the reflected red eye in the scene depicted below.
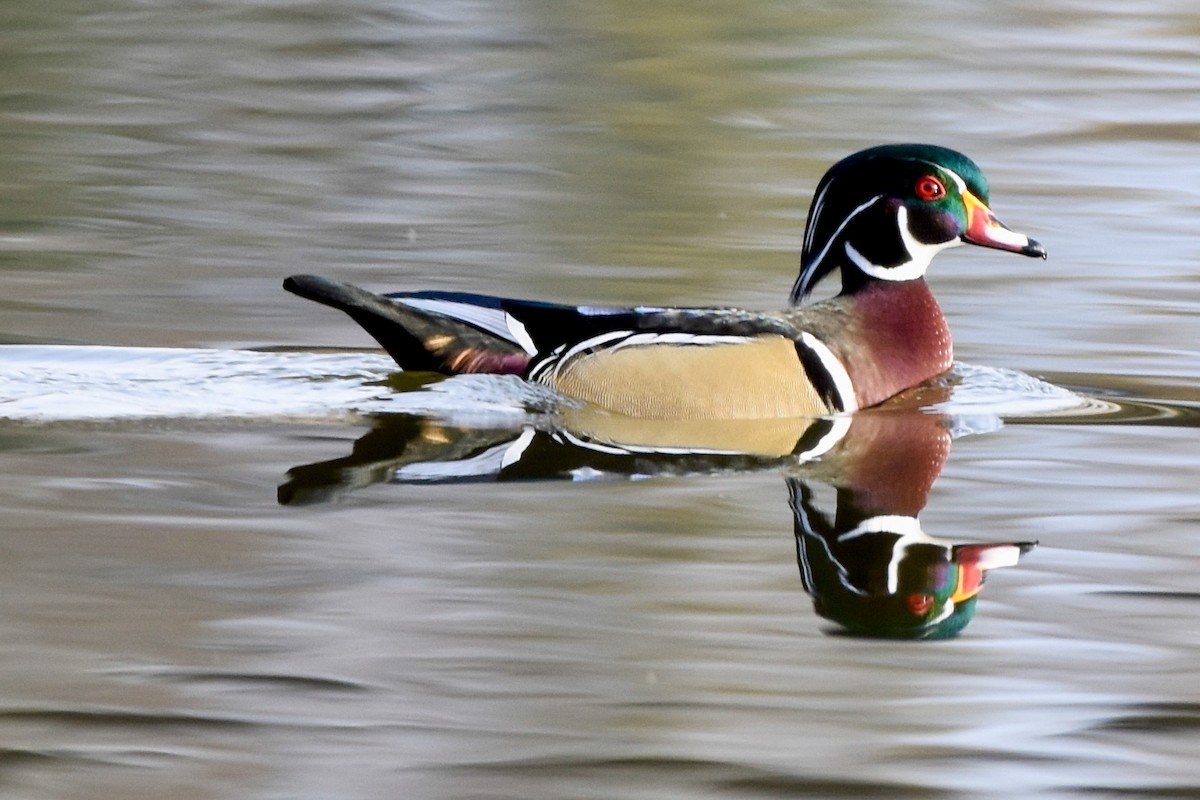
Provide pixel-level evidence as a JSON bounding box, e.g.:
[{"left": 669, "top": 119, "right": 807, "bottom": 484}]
[
  {"left": 915, "top": 175, "right": 946, "bottom": 201},
  {"left": 906, "top": 594, "right": 933, "bottom": 617}
]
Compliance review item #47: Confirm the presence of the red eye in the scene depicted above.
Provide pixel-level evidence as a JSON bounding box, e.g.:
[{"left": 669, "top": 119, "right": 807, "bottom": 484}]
[
  {"left": 915, "top": 175, "right": 946, "bottom": 201},
  {"left": 906, "top": 594, "right": 933, "bottom": 617}
]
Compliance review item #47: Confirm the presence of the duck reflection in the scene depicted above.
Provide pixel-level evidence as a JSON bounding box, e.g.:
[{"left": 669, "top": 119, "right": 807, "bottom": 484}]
[
  {"left": 785, "top": 411, "right": 1034, "bottom": 639},
  {"left": 280, "top": 399, "right": 1033, "bottom": 638}
]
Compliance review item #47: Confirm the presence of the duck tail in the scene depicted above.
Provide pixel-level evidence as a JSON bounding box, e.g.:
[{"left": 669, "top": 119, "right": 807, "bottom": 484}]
[{"left": 282, "top": 274, "right": 532, "bottom": 375}]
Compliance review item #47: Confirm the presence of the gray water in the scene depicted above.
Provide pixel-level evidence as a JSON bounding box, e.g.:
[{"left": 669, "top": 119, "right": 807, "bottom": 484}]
[{"left": 2, "top": 1, "right": 1199, "bottom": 798}]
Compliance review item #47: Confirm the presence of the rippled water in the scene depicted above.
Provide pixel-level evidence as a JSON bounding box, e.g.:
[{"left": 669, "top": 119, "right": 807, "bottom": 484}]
[
  {"left": 2, "top": 1, "right": 1199, "bottom": 798},
  {"left": 0, "top": 345, "right": 1086, "bottom": 422}
]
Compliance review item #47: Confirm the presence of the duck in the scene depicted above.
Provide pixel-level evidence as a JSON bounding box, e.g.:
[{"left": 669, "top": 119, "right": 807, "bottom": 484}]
[
  {"left": 787, "top": 411, "right": 1035, "bottom": 639},
  {"left": 284, "top": 143, "right": 1045, "bottom": 419}
]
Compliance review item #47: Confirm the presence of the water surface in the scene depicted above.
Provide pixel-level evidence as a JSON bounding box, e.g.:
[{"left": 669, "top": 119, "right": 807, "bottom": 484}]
[{"left": 1, "top": 1, "right": 1199, "bottom": 798}]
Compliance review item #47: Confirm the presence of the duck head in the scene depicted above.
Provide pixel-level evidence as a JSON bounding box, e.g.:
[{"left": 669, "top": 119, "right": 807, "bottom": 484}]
[{"left": 791, "top": 144, "right": 1046, "bottom": 302}]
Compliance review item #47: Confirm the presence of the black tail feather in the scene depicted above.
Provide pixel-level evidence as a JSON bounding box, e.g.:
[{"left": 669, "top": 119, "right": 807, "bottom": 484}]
[{"left": 283, "top": 274, "right": 528, "bottom": 374}]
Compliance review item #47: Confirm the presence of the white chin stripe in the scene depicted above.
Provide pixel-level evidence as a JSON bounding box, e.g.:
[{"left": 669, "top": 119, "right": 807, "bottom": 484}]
[
  {"left": 845, "top": 205, "right": 960, "bottom": 283},
  {"left": 839, "top": 515, "right": 932, "bottom": 595}
]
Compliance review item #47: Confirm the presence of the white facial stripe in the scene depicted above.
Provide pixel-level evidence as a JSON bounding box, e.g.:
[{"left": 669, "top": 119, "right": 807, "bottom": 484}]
[
  {"left": 844, "top": 205, "right": 961, "bottom": 283},
  {"left": 839, "top": 514, "right": 926, "bottom": 541},
  {"left": 897, "top": 204, "right": 964, "bottom": 266},
  {"left": 798, "top": 193, "right": 884, "bottom": 297},
  {"left": 844, "top": 242, "right": 934, "bottom": 282},
  {"left": 838, "top": 514, "right": 930, "bottom": 595},
  {"left": 798, "top": 331, "right": 859, "bottom": 413},
  {"left": 908, "top": 158, "right": 969, "bottom": 195},
  {"left": 941, "top": 166, "right": 968, "bottom": 193},
  {"left": 806, "top": 193, "right": 883, "bottom": 273},
  {"left": 887, "top": 524, "right": 938, "bottom": 596},
  {"left": 803, "top": 181, "right": 833, "bottom": 253}
]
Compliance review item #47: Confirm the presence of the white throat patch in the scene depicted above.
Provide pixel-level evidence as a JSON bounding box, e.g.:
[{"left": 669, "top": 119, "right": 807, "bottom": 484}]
[{"left": 844, "top": 205, "right": 961, "bottom": 282}]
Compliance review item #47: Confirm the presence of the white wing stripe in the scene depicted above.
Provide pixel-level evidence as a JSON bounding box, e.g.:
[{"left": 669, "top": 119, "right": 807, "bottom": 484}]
[
  {"left": 559, "top": 429, "right": 745, "bottom": 457},
  {"left": 532, "top": 330, "right": 760, "bottom": 386},
  {"left": 505, "top": 315, "right": 538, "bottom": 355},
  {"left": 603, "top": 332, "right": 752, "bottom": 352},
  {"left": 557, "top": 329, "right": 635, "bottom": 367},
  {"left": 560, "top": 331, "right": 754, "bottom": 369},
  {"left": 397, "top": 297, "right": 537, "bottom": 354}
]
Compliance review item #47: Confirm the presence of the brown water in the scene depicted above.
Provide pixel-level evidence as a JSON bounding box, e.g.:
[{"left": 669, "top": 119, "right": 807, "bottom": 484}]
[{"left": 2, "top": 1, "right": 1199, "bottom": 798}]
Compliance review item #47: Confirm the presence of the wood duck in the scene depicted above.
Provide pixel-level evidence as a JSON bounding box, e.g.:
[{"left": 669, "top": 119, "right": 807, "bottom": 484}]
[
  {"left": 284, "top": 144, "right": 1045, "bottom": 419},
  {"left": 789, "top": 412, "right": 1035, "bottom": 639}
]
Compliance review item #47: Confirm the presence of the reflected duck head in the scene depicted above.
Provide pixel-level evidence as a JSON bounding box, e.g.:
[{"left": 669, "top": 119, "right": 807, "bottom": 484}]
[{"left": 796, "top": 506, "right": 1036, "bottom": 639}]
